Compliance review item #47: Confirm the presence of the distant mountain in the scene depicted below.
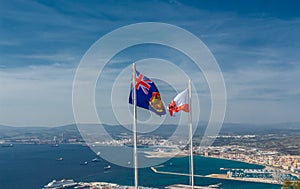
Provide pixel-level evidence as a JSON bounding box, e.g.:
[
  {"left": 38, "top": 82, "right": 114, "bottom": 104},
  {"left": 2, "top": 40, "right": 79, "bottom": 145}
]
[
  {"left": 0, "top": 124, "right": 80, "bottom": 141},
  {"left": 219, "top": 122, "right": 300, "bottom": 135},
  {"left": 0, "top": 122, "right": 299, "bottom": 141}
]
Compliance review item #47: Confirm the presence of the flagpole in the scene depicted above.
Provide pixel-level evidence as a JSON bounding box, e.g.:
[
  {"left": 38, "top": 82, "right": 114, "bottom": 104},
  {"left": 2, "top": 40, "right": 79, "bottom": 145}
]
[
  {"left": 188, "top": 79, "right": 194, "bottom": 189},
  {"left": 132, "top": 63, "right": 138, "bottom": 189}
]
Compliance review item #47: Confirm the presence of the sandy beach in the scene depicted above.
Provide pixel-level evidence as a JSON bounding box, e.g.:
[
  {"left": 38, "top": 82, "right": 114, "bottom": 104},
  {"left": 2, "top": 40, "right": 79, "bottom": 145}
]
[{"left": 144, "top": 150, "right": 188, "bottom": 158}]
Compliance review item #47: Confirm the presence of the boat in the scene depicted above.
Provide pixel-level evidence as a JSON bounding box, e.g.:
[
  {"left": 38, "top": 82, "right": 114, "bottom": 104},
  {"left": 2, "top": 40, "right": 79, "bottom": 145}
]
[
  {"left": 56, "top": 157, "right": 63, "bottom": 161},
  {"left": 208, "top": 183, "right": 222, "bottom": 188},
  {"left": 80, "top": 161, "right": 88, "bottom": 165},
  {"left": 43, "top": 179, "right": 77, "bottom": 189},
  {"left": 91, "top": 157, "right": 100, "bottom": 162},
  {"left": 52, "top": 136, "right": 59, "bottom": 147},
  {"left": 1, "top": 143, "right": 13, "bottom": 147},
  {"left": 104, "top": 165, "right": 111, "bottom": 171}
]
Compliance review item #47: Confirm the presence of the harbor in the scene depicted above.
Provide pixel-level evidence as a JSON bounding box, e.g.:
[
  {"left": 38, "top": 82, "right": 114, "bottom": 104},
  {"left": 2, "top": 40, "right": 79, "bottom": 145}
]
[
  {"left": 150, "top": 166, "right": 290, "bottom": 185},
  {"left": 148, "top": 156, "right": 298, "bottom": 185}
]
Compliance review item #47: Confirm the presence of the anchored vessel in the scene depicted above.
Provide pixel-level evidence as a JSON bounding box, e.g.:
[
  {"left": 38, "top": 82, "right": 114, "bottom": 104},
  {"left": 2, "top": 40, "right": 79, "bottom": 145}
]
[
  {"left": 104, "top": 165, "right": 111, "bottom": 171},
  {"left": 43, "top": 179, "right": 77, "bottom": 189}
]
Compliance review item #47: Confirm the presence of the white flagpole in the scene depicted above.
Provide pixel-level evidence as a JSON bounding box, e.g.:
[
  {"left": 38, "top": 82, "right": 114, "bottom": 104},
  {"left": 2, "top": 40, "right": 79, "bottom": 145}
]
[
  {"left": 132, "top": 63, "right": 138, "bottom": 189},
  {"left": 188, "top": 79, "right": 194, "bottom": 189}
]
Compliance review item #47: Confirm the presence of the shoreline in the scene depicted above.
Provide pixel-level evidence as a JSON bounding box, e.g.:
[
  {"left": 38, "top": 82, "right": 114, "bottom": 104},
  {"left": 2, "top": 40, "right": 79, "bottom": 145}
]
[
  {"left": 146, "top": 151, "right": 299, "bottom": 185},
  {"left": 201, "top": 155, "right": 265, "bottom": 168},
  {"left": 205, "top": 155, "right": 300, "bottom": 178},
  {"left": 144, "top": 150, "right": 188, "bottom": 158},
  {"left": 204, "top": 173, "right": 281, "bottom": 185},
  {"left": 145, "top": 150, "right": 265, "bottom": 168},
  {"left": 150, "top": 166, "right": 281, "bottom": 185},
  {"left": 146, "top": 150, "right": 299, "bottom": 178}
]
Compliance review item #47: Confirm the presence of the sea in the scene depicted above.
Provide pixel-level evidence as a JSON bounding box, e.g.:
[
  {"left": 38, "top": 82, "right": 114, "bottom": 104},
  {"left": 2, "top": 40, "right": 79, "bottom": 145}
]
[{"left": 0, "top": 144, "right": 281, "bottom": 189}]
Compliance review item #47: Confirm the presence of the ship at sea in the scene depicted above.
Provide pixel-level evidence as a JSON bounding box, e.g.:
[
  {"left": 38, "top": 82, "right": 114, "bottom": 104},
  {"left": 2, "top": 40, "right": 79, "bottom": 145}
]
[
  {"left": 104, "top": 165, "right": 111, "bottom": 171},
  {"left": 43, "top": 179, "right": 77, "bottom": 189},
  {"left": 80, "top": 161, "right": 88, "bottom": 165},
  {"left": 91, "top": 157, "right": 101, "bottom": 162},
  {"left": 1, "top": 143, "right": 14, "bottom": 147}
]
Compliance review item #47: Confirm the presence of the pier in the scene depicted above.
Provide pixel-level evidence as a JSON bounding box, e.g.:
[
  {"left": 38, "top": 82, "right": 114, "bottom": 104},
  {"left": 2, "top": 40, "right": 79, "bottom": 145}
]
[{"left": 150, "top": 166, "right": 206, "bottom": 178}]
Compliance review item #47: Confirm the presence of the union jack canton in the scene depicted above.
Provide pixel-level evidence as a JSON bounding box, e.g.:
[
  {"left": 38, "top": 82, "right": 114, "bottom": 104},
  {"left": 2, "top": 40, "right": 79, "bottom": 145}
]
[{"left": 129, "top": 70, "right": 166, "bottom": 116}]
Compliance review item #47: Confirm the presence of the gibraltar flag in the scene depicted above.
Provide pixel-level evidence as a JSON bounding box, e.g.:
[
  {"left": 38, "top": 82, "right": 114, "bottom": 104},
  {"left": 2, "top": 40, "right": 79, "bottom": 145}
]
[{"left": 168, "top": 89, "right": 189, "bottom": 116}]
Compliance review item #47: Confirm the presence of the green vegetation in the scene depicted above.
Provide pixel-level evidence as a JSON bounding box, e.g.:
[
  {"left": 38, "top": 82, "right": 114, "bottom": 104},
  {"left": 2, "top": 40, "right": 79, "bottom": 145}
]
[{"left": 282, "top": 177, "right": 300, "bottom": 189}]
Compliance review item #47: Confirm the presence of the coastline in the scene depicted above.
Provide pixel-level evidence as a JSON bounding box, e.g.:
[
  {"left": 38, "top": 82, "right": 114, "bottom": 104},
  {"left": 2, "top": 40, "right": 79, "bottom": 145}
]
[
  {"left": 205, "top": 155, "right": 300, "bottom": 178},
  {"left": 146, "top": 151, "right": 298, "bottom": 185},
  {"left": 146, "top": 150, "right": 299, "bottom": 178},
  {"left": 144, "top": 150, "right": 187, "bottom": 158},
  {"left": 201, "top": 155, "right": 265, "bottom": 168},
  {"left": 145, "top": 150, "right": 264, "bottom": 168},
  {"left": 204, "top": 174, "right": 281, "bottom": 185},
  {"left": 150, "top": 166, "right": 281, "bottom": 185}
]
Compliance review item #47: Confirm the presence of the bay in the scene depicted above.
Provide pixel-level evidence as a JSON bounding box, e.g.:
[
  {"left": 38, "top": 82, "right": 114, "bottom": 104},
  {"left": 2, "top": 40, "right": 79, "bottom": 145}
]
[{"left": 0, "top": 144, "right": 280, "bottom": 189}]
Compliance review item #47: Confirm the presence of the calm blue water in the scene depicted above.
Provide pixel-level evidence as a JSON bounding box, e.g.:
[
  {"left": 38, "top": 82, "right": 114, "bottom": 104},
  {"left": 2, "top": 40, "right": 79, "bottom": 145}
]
[{"left": 0, "top": 144, "right": 281, "bottom": 189}]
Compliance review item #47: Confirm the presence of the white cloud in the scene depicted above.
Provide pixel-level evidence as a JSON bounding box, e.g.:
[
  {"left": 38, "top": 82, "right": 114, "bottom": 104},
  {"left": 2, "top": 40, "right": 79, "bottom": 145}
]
[
  {"left": 0, "top": 64, "right": 75, "bottom": 126},
  {"left": 1, "top": 0, "right": 300, "bottom": 126},
  {"left": 223, "top": 65, "right": 300, "bottom": 123}
]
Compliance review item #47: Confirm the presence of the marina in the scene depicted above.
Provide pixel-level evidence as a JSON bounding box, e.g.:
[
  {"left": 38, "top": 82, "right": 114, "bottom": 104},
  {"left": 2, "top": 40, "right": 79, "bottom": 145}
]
[
  {"left": 150, "top": 166, "right": 291, "bottom": 185},
  {"left": 225, "top": 168, "right": 298, "bottom": 184},
  {"left": 148, "top": 151, "right": 298, "bottom": 186}
]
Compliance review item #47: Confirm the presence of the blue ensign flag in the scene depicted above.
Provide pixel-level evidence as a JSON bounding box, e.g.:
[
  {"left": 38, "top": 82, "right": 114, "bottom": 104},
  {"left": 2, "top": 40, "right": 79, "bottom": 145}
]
[{"left": 129, "top": 70, "right": 166, "bottom": 116}]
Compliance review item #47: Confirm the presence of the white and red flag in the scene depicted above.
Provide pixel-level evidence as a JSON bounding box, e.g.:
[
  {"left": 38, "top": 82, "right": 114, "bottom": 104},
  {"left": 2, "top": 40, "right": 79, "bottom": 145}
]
[{"left": 168, "top": 88, "right": 189, "bottom": 116}]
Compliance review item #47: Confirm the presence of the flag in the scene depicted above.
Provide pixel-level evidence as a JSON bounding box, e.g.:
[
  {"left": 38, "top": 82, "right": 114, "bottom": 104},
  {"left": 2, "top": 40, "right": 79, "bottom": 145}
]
[
  {"left": 168, "top": 88, "right": 189, "bottom": 116},
  {"left": 129, "top": 70, "right": 166, "bottom": 116}
]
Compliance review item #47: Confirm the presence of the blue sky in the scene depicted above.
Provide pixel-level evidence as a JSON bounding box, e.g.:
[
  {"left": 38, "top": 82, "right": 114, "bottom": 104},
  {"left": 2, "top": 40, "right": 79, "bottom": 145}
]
[{"left": 1, "top": 0, "right": 300, "bottom": 126}]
